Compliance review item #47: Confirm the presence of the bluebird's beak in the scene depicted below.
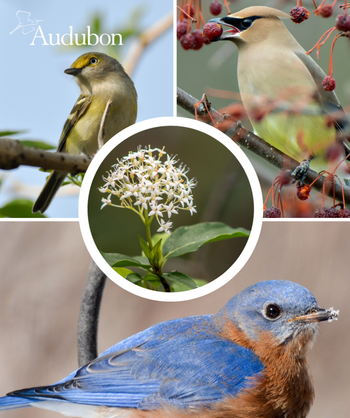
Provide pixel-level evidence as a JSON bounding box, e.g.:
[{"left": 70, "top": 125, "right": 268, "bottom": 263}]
[
  {"left": 291, "top": 307, "right": 339, "bottom": 323},
  {"left": 64, "top": 67, "right": 82, "bottom": 76},
  {"left": 208, "top": 17, "right": 241, "bottom": 41}
]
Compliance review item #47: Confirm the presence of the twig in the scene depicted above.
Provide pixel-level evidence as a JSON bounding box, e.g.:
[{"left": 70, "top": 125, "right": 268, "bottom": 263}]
[
  {"left": 177, "top": 87, "right": 350, "bottom": 206},
  {"left": 77, "top": 260, "right": 107, "bottom": 367},
  {"left": 123, "top": 12, "right": 173, "bottom": 75},
  {"left": 0, "top": 137, "right": 91, "bottom": 173}
]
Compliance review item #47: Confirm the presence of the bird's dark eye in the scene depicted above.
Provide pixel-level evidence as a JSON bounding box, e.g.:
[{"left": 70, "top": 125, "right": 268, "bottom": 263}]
[
  {"left": 241, "top": 18, "right": 253, "bottom": 29},
  {"left": 265, "top": 304, "right": 282, "bottom": 320},
  {"left": 89, "top": 57, "right": 98, "bottom": 64}
]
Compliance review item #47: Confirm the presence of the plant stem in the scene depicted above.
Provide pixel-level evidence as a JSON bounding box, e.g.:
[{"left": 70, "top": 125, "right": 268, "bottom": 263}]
[{"left": 144, "top": 210, "right": 153, "bottom": 251}]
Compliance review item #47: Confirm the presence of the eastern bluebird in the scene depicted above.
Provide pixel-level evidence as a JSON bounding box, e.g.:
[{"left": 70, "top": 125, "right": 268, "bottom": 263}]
[{"left": 0, "top": 280, "right": 338, "bottom": 418}]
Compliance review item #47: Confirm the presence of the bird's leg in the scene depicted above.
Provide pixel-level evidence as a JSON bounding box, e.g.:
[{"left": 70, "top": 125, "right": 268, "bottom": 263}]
[{"left": 291, "top": 155, "right": 315, "bottom": 184}]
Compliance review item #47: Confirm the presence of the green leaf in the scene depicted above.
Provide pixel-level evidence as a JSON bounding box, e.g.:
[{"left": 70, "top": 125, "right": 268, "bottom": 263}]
[
  {"left": 163, "top": 222, "right": 250, "bottom": 259},
  {"left": 0, "top": 130, "right": 26, "bottom": 137},
  {"left": 125, "top": 273, "right": 143, "bottom": 284},
  {"left": 0, "top": 199, "right": 46, "bottom": 218},
  {"left": 162, "top": 272, "right": 198, "bottom": 289},
  {"left": 19, "top": 140, "right": 55, "bottom": 150},
  {"left": 101, "top": 252, "right": 151, "bottom": 269},
  {"left": 138, "top": 235, "right": 151, "bottom": 259},
  {"left": 150, "top": 238, "right": 163, "bottom": 266},
  {"left": 144, "top": 273, "right": 161, "bottom": 282},
  {"left": 113, "top": 267, "right": 133, "bottom": 278}
]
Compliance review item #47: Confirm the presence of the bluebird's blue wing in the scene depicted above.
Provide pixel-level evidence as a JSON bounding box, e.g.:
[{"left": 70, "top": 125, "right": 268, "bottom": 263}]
[{"left": 0, "top": 315, "right": 264, "bottom": 411}]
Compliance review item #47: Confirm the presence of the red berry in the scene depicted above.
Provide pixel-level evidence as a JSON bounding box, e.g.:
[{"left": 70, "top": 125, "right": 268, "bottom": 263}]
[
  {"left": 297, "top": 185, "right": 311, "bottom": 201},
  {"left": 338, "top": 208, "right": 350, "bottom": 218},
  {"left": 335, "top": 14, "right": 350, "bottom": 31},
  {"left": 263, "top": 207, "right": 282, "bottom": 218},
  {"left": 203, "top": 22, "right": 223, "bottom": 41},
  {"left": 192, "top": 29, "right": 205, "bottom": 50},
  {"left": 322, "top": 76, "right": 336, "bottom": 91},
  {"left": 319, "top": 5, "right": 333, "bottom": 18},
  {"left": 180, "top": 33, "right": 196, "bottom": 50},
  {"left": 314, "top": 207, "right": 339, "bottom": 217},
  {"left": 290, "top": 6, "right": 310, "bottom": 23},
  {"left": 210, "top": 1, "right": 222, "bottom": 16},
  {"left": 177, "top": 20, "right": 188, "bottom": 40},
  {"left": 314, "top": 207, "right": 328, "bottom": 217},
  {"left": 182, "top": 4, "right": 195, "bottom": 18}
]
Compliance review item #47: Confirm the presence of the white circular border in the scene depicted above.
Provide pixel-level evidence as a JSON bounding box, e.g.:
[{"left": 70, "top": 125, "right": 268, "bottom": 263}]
[{"left": 79, "top": 116, "right": 263, "bottom": 302}]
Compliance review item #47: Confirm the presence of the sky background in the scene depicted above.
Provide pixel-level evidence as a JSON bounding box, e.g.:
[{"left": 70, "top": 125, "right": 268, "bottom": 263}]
[{"left": 0, "top": 0, "right": 173, "bottom": 218}]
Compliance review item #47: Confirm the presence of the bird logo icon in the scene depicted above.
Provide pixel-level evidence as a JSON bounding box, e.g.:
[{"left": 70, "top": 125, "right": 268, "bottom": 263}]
[{"left": 10, "top": 10, "right": 42, "bottom": 35}]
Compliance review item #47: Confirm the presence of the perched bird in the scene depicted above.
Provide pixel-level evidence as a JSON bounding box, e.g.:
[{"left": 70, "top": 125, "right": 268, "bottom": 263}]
[
  {"left": 209, "top": 6, "right": 349, "bottom": 177},
  {"left": 0, "top": 280, "right": 338, "bottom": 418},
  {"left": 32, "top": 52, "right": 137, "bottom": 214}
]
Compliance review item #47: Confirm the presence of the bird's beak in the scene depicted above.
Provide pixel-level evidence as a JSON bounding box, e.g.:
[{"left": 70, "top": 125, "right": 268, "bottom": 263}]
[
  {"left": 64, "top": 67, "right": 82, "bottom": 76},
  {"left": 208, "top": 17, "right": 241, "bottom": 41},
  {"left": 290, "top": 307, "right": 339, "bottom": 323}
]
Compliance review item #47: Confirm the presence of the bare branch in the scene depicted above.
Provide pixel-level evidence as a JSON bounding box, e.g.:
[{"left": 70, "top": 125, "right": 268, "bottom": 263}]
[
  {"left": 0, "top": 137, "right": 91, "bottom": 173},
  {"left": 177, "top": 87, "right": 350, "bottom": 206},
  {"left": 123, "top": 12, "right": 173, "bottom": 76},
  {"left": 77, "top": 260, "right": 107, "bottom": 367}
]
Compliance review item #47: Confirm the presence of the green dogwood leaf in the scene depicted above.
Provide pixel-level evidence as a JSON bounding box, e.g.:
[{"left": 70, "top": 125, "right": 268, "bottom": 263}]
[
  {"left": 162, "top": 272, "right": 198, "bottom": 289},
  {"left": 101, "top": 252, "right": 151, "bottom": 269},
  {"left": 163, "top": 222, "right": 250, "bottom": 259}
]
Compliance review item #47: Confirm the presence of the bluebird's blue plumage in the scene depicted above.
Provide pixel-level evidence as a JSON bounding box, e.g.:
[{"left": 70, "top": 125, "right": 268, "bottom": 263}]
[{"left": 0, "top": 280, "right": 338, "bottom": 418}]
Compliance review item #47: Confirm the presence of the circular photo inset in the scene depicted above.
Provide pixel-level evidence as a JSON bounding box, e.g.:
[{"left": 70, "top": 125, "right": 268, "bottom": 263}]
[{"left": 79, "top": 117, "right": 263, "bottom": 301}]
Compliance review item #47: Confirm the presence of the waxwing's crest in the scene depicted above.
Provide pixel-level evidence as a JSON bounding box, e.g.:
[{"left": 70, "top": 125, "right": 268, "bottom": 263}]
[{"left": 229, "top": 6, "right": 290, "bottom": 20}]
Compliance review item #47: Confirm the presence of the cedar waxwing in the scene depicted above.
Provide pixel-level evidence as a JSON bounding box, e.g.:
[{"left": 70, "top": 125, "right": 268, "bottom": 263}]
[
  {"left": 32, "top": 52, "right": 137, "bottom": 214},
  {"left": 209, "top": 6, "right": 348, "bottom": 177}
]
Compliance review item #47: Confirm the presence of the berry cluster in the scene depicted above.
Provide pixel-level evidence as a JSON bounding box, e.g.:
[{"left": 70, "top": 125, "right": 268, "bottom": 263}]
[{"left": 177, "top": 1, "right": 227, "bottom": 50}]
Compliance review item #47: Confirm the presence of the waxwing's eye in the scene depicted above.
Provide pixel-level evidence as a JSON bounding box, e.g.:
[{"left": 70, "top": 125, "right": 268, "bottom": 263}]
[
  {"left": 264, "top": 304, "right": 282, "bottom": 320},
  {"left": 90, "top": 57, "right": 98, "bottom": 64},
  {"left": 241, "top": 18, "right": 254, "bottom": 29}
]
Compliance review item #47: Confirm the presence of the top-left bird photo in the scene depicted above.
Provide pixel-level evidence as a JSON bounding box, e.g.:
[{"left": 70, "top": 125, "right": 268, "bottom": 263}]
[{"left": 0, "top": 0, "right": 173, "bottom": 218}]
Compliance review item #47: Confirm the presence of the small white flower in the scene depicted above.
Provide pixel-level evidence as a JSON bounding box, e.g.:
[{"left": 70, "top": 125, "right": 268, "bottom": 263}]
[
  {"left": 101, "top": 194, "right": 112, "bottom": 209},
  {"left": 163, "top": 202, "right": 178, "bottom": 218},
  {"left": 134, "top": 195, "right": 151, "bottom": 210},
  {"left": 175, "top": 191, "right": 188, "bottom": 208},
  {"left": 187, "top": 201, "right": 197, "bottom": 216},
  {"left": 149, "top": 203, "right": 163, "bottom": 217},
  {"left": 157, "top": 219, "right": 173, "bottom": 235}
]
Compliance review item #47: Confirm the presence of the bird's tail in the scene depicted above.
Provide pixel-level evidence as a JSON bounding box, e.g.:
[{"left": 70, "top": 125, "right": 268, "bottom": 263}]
[
  {"left": 0, "top": 395, "right": 33, "bottom": 411},
  {"left": 32, "top": 170, "right": 67, "bottom": 214}
]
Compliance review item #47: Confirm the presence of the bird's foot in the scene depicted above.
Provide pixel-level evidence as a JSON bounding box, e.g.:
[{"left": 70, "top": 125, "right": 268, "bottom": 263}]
[{"left": 291, "top": 157, "right": 314, "bottom": 185}]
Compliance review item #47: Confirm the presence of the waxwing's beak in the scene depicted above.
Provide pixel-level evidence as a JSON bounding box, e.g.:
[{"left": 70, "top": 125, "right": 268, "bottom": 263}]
[
  {"left": 208, "top": 17, "right": 241, "bottom": 41},
  {"left": 290, "top": 307, "right": 339, "bottom": 323},
  {"left": 64, "top": 67, "right": 82, "bottom": 76}
]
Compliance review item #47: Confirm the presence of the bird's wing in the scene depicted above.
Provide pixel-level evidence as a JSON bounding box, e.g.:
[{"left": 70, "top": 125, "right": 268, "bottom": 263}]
[
  {"left": 57, "top": 95, "right": 92, "bottom": 152},
  {"left": 294, "top": 51, "right": 350, "bottom": 136},
  {"left": 5, "top": 316, "right": 264, "bottom": 410}
]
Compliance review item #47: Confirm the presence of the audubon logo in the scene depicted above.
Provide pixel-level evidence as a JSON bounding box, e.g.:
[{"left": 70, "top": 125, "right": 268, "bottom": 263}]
[{"left": 10, "top": 10, "right": 123, "bottom": 46}]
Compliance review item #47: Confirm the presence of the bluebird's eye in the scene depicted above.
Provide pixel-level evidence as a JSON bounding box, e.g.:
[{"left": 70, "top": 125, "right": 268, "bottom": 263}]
[
  {"left": 241, "top": 18, "right": 254, "bottom": 29},
  {"left": 265, "top": 304, "right": 282, "bottom": 320},
  {"left": 90, "top": 57, "right": 98, "bottom": 64}
]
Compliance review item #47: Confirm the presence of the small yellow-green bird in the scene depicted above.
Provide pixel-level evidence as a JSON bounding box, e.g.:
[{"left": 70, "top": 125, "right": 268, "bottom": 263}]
[
  {"left": 32, "top": 52, "right": 137, "bottom": 214},
  {"left": 209, "top": 6, "right": 349, "bottom": 177}
]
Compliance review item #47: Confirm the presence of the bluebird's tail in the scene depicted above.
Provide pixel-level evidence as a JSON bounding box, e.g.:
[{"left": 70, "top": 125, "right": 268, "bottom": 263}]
[{"left": 0, "top": 395, "right": 33, "bottom": 411}]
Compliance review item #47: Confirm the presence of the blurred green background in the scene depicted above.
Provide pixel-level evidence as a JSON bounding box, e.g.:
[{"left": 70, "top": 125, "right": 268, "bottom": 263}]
[{"left": 87, "top": 125, "right": 254, "bottom": 282}]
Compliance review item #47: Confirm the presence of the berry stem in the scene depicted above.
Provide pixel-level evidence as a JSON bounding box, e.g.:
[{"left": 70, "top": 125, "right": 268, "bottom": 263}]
[
  {"left": 328, "top": 32, "right": 342, "bottom": 76},
  {"left": 223, "top": 0, "right": 231, "bottom": 14},
  {"left": 307, "top": 27, "right": 337, "bottom": 58}
]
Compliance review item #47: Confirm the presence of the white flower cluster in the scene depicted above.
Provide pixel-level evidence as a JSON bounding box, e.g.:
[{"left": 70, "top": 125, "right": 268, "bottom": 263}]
[{"left": 99, "top": 146, "right": 197, "bottom": 234}]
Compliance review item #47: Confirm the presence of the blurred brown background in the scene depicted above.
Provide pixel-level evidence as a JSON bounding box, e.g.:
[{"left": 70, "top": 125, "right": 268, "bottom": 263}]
[{"left": 0, "top": 221, "right": 348, "bottom": 418}]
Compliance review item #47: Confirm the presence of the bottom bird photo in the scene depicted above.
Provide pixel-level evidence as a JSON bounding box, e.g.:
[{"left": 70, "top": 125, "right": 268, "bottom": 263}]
[{"left": 0, "top": 221, "right": 348, "bottom": 418}]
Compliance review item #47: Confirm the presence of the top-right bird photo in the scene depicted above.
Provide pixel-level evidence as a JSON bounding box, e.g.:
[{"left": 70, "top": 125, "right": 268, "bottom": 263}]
[{"left": 177, "top": 0, "right": 350, "bottom": 218}]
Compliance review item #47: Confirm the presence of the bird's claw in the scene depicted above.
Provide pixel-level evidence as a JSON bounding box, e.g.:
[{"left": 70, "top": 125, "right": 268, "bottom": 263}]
[{"left": 291, "top": 160, "right": 310, "bottom": 185}]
